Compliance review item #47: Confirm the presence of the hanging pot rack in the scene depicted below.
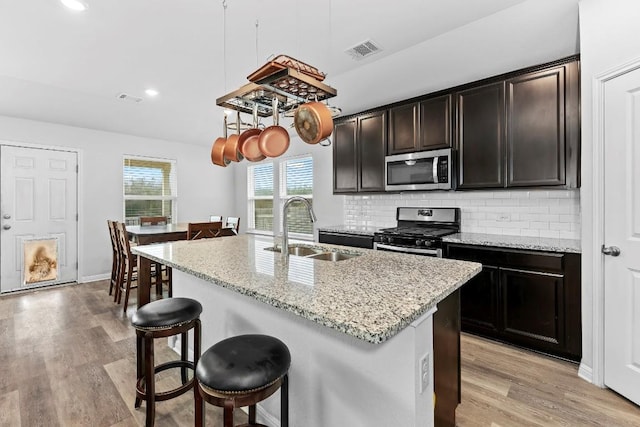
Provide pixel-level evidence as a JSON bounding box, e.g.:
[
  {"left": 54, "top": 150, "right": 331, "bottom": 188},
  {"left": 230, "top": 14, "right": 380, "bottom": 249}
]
[{"left": 216, "top": 67, "right": 338, "bottom": 118}]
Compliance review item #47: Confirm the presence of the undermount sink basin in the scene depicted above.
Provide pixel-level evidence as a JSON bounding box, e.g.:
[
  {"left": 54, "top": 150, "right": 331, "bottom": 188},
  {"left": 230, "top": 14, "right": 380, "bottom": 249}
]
[
  {"left": 288, "top": 246, "right": 325, "bottom": 256},
  {"left": 265, "top": 245, "right": 361, "bottom": 261},
  {"left": 266, "top": 245, "right": 325, "bottom": 256},
  {"left": 306, "top": 251, "right": 361, "bottom": 262}
]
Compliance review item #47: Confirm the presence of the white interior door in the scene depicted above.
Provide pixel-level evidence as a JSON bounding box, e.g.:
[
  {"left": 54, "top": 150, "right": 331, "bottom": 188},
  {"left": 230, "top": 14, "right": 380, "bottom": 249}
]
[
  {"left": 603, "top": 66, "right": 640, "bottom": 405},
  {"left": 0, "top": 145, "right": 78, "bottom": 292}
]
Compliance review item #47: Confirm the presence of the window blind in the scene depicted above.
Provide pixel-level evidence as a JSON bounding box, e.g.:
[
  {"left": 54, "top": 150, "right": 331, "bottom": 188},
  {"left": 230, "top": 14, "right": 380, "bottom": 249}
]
[{"left": 123, "top": 156, "right": 177, "bottom": 224}]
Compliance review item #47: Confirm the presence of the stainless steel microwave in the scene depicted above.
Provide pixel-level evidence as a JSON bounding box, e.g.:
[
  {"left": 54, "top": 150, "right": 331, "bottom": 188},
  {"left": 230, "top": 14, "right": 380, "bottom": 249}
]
[{"left": 385, "top": 148, "right": 453, "bottom": 191}]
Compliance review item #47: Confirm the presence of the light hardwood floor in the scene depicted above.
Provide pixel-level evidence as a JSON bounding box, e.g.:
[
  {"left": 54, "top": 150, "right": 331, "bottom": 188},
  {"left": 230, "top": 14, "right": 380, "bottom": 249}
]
[{"left": 0, "top": 280, "right": 639, "bottom": 426}]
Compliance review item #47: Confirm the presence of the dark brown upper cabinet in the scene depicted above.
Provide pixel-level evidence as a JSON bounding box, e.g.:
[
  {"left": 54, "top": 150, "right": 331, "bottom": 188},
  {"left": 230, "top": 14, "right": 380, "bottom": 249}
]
[
  {"left": 358, "top": 111, "right": 387, "bottom": 192},
  {"left": 388, "top": 102, "right": 418, "bottom": 154},
  {"left": 388, "top": 94, "right": 452, "bottom": 155},
  {"left": 507, "top": 64, "right": 577, "bottom": 187},
  {"left": 333, "top": 110, "right": 387, "bottom": 194},
  {"left": 333, "top": 118, "right": 358, "bottom": 193},
  {"left": 456, "top": 59, "right": 580, "bottom": 189},
  {"left": 456, "top": 82, "right": 506, "bottom": 189}
]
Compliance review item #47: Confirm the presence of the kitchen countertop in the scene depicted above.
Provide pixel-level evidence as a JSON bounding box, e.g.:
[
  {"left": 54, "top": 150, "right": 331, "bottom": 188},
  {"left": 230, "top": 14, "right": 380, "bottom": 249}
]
[
  {"left": 443, "top": 232, "right": 581, "bottom": 253},
  {"left": 317, "top": 225, "right": 380, "bottom": 236},
  {"left": 132, "top": 235, "right": 481, "bottom": 344}
]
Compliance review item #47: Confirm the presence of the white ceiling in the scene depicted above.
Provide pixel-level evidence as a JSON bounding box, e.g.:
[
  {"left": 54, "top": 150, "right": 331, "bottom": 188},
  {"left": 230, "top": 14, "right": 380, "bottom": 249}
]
[{"left": 0, "top": 0, "right": 579, "bottom": 146}]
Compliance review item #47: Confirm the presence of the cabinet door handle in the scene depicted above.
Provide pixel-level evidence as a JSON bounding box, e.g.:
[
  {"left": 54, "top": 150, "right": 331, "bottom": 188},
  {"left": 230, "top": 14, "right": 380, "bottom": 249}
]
[{"left": 601, "top": 245, "right": 621, "bottom": 257}]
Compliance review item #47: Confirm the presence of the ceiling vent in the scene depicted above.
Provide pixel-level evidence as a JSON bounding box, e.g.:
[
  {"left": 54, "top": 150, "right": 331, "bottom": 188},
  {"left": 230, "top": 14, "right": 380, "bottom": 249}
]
[
  {"left": 116, "top": 93, "right": 143, "bottom": 103},
  {"left": 345, "top": 39, "right": 382, "bottom": 61}
]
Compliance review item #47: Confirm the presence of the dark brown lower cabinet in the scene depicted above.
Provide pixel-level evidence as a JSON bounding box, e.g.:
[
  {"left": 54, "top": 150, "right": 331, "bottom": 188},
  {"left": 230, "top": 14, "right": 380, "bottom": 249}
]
[
  {"left": 317, "top": 230, "right": 373, "bottom": 249},
  {"left": 446, "top": 244, "right": 581, "bottom": 361}
]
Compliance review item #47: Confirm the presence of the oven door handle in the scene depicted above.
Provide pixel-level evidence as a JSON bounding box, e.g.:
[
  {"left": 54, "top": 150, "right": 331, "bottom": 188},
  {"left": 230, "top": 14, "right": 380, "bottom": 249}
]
[{"left": 374, "top": 243, "right": 442, "bottom": 256}]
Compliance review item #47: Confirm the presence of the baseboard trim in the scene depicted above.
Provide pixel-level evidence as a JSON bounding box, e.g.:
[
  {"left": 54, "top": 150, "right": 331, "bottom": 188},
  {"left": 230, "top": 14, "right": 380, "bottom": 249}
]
[
  {"left": 578, "top": 363, "right": 596, "bottom": 385},
  {"left": 255, "top": 404, "right": 280, "bottom": 427},
  {"left": 80, "top": 273, "right": 110, "bottom": 283}
]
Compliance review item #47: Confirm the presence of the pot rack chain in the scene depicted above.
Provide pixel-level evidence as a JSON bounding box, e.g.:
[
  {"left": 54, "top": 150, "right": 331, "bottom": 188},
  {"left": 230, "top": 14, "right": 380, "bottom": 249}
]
[{"left": 222, "top": 0, "right": 228, "bottom": 93}]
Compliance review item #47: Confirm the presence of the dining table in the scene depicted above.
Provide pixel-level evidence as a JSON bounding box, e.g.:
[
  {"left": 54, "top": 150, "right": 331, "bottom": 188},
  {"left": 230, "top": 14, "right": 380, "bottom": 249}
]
[{"left": 127, "top": 222, "right": 237, "bottom": 307}]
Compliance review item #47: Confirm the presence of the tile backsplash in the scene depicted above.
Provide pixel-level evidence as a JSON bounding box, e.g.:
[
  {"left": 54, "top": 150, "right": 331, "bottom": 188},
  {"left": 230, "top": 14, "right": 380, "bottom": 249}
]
[{"left": 344, "top": 189, "right": 580, "bottom": 239}]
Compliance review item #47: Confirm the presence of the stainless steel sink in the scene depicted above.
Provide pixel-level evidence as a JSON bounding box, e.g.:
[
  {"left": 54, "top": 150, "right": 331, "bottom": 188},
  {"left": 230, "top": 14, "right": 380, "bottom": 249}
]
[
  {"left": 266, "top": 245, "right": 325, "bottom": 256},
  {"left": 288, "top": 246, "right": 325, "bottom": 256},
  {"left": 265, "top": 245, "right": 361, "bottom": 261},
  {"left": 306, "top": 251, "right": 361, "bottom": 262}
]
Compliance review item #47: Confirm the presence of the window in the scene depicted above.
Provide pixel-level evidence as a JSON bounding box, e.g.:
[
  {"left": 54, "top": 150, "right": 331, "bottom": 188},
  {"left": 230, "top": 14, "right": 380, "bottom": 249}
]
[
  {"left": 279, "top": 156, "right": 313, "bottom": 235},
  {"left": 123, "top": 156, "right": 177, "bottom": 225},
  {"left": 247, "top": 155, "right": 313, "bottom": 237},
  {"left": 247, "top": 163, "right": 274, "bottom": 232}
]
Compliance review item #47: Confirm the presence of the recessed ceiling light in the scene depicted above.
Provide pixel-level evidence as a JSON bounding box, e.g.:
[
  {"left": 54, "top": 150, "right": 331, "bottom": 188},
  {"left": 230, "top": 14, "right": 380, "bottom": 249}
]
[
  {"left": 145, "top": 89, "right": 159, "bottom": 97},
  {"left": 60, "top": 0, "right": 88, "bottom": 11}
]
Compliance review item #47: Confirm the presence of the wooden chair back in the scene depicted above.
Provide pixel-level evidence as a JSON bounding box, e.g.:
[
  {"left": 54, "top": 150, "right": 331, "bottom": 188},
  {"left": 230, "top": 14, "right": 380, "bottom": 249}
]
[
  {"left": 107, "top": 220, "right": 119, "bottom": 254},
  {"left": 107, "top": 220, "right": 121, "bottom": 296},
  {"left": 209, "top": 215, "right": 223, "bottom": 222},
  {"left": 116, "top": 222, "right": 134, "bottom": 259},
  {"left": 225, "top": 216, "right": 240, "bottom": 233},
  {"left": 188, "top": 221, "right": 223, "bottom": 240},
  {"left": 140, "top": 216, "right": 168, "bottom": 226}
]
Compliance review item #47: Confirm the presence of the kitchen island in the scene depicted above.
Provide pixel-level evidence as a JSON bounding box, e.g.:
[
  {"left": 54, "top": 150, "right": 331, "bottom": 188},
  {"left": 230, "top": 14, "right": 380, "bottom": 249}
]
[{"left": 132, "top": 235, "right": 481, "bottom": 426}]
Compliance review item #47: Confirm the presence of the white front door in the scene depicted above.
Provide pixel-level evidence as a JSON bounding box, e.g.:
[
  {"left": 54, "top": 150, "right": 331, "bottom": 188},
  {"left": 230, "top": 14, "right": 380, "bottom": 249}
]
[
  {"left": 0, "top": 145, "right": 78, "bottom": 292},
  {"left": 603, "top": 66, "right": 640, "bottom": 405}
]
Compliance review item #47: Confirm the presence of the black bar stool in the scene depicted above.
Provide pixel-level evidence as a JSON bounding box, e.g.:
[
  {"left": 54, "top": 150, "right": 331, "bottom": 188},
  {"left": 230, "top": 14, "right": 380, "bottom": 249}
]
[
  {"left": 131, "top": 297, "right": 202, "bottom": 427},
  {"left": 195, "top": 334, "right": 291, "bottom": 427}
]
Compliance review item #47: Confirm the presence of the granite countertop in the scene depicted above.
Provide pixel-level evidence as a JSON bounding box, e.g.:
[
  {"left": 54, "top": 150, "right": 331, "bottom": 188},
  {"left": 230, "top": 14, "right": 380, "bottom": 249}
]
[
  {"left": 443, "top": 232, "right": 581, "bottom": 253},
  {"left": 132, "top": 235, "right": 481, "bottom": 344},
  {"left": 317, "top": 225, "right": 380, "bottom": 237}
]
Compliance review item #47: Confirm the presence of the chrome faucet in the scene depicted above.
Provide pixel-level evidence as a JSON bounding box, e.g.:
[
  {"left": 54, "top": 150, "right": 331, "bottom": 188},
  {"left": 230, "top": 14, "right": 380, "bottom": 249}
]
[{"left": 282, "top": 196, "right": 317, "bottom": 260}]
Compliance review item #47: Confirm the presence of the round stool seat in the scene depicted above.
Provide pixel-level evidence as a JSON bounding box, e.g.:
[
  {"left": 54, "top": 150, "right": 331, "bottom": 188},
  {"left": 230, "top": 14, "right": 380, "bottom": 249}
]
[
  {"left": 197, "top": 334, "right": 291, "bottom": 393},
  {"left": 132, "top": 297, "right": 202, "bottom": 331}
]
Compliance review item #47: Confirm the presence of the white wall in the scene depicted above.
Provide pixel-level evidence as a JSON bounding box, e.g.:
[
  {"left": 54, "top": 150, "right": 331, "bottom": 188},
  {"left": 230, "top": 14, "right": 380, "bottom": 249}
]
[
  {"left": 578, "top": 0, "right": 640, "bottom": 382},
  {"left": 0, "top": 115, "right": 235, "bottom": 282},
  {"left": 233, "top": 133, "right": 345, "bottom": 239}
]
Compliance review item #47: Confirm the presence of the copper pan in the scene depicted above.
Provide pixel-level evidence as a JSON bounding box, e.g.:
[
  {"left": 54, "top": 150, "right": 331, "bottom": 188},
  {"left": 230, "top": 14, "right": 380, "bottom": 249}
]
[
  {"left": 211, "top": 115, "right": 230, "bottom": 167},
  {"left": 223, "top": 112, "right": 244, "bottom": 162},
  {"left": 239, "top": 104, "right": 265, "bottom": 162},
  {"left": 258, "top": 98, "right": 290, "bottom": 158},
  {"left": 294, "top": 101, "right": 333, "bottom": 144}
]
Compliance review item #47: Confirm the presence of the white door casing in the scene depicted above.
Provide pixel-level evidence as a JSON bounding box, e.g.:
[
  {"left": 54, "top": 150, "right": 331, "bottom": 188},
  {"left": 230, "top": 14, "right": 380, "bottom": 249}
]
[
  {"left": 0, "top": 145, "right": 78, "bottom": 292},
  {"left": 602, "top": 65, "right": 640, "bottom": 405}
]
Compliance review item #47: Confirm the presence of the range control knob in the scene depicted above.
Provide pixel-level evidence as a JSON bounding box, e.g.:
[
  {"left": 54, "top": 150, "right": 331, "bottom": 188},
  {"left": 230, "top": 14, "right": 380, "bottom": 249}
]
[
  {"left": 415, "top": 239, "right": 425, "bottom": 247},
  {"left": 387, "top": 237, "right": 394, "bottom": 244}
]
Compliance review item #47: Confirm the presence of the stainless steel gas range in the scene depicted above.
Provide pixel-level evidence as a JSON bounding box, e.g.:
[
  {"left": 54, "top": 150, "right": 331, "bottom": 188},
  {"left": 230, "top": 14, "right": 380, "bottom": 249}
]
[{"left": 373, "top": 207, "right": 460, "bottom": 257}]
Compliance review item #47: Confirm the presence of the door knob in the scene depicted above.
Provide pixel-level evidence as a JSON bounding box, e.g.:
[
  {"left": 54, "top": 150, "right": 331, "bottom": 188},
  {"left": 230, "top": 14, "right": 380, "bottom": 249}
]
[
  {"left": 2, "top": 214, "right": 10, "bottom": 219},
  {"left": 602, "top": 245, "right": 621, "bottom": 256},
  {"left": 2, "top": 224, "right": 10, "bottom": 230}
]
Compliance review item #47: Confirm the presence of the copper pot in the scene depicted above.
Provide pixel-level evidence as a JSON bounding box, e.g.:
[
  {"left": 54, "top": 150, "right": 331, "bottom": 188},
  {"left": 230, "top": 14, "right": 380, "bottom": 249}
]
[
  {"left": 224, "top": 112, "right": 244, "bottom": 162},
  {"left": 258, "top": 98, "right": 290, "bottom": 158},
  {"left": 211, "top": 116, "right": 230, "bottom": 167},
  {"left": 294, "top": 101, "right": 333, "bottom": 144},
  {"left": 239, "top": 104, "right": 265, "bottom": 162}
]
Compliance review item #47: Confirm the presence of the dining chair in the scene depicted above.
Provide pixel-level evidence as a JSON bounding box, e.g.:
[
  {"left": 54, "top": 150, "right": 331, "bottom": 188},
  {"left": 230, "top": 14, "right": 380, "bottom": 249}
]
[
  {"left": 140, "top": 216, "right": 168, "bottom": 226},
  {"left": 115, "top": 222, "right": 139, "bottom": 312},
  {"left": 225, "top": 216, "right": 240, "bottom": 233},
  {"left": 107, "top": 220, "right": 121, "bottom": 297},
  {"left": 188, "top": 221, "right": 223, "bottom": 240},
  {"left": 209, "top": 215, "right": 222, "bottom": 222}
]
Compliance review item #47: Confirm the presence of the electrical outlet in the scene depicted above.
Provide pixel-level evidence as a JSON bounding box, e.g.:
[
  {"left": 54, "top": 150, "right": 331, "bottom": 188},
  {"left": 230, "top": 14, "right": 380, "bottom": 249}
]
[{"left": 419, "top": 353, "right": 430, "bottom": 393}]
